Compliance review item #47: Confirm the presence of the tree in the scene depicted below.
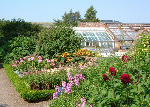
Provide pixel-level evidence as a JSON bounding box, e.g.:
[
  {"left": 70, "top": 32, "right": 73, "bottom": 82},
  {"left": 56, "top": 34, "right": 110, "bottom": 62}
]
[
  {"left": 54, "top": 9, "right": 81, "bottom": 26},
  {"left": 83, "top": 5, "right": 100, "bottom": 22}
]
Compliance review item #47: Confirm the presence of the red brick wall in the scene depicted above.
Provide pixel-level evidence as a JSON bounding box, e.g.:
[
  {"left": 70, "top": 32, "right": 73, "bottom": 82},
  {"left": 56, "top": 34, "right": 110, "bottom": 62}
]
[{"left": 78, "top": 22, "right": 105, "bottom": 27}]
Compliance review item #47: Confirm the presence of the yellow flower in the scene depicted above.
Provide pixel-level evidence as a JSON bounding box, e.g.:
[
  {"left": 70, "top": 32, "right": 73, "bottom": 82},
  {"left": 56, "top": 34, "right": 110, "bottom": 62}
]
[
  {"left": 86, "top": 51, "right": 91, "bottom": 56},
  {"left": 73, "top": 52, "right": 78, "bottom": 56},
  {"left": 66, "top": 57, "right": 72, "bottom": 62},
  {"left": 62, "top": 52, "right": 69, "bottom": 57},
  {"left": 54, "top": 58, "right": 57, "bottom": 62}
]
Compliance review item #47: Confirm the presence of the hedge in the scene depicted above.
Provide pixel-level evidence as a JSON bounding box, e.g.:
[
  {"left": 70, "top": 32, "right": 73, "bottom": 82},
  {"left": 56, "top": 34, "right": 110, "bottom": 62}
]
[{"left": 3, "top": 64, "right": 55, "bottom": 102}]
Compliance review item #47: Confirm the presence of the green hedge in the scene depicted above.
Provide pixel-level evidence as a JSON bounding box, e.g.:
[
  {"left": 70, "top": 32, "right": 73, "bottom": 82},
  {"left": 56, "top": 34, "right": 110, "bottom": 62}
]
[{"left": 3, "top": 64, "right": 55, "bottom": 102}]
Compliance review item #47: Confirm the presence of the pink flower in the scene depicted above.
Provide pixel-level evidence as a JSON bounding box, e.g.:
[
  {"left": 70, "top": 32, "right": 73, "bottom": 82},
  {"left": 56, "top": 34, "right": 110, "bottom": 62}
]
[
  {"left": 46, "top": 59, "right": 50, "bottom": 63},
  {"left": 23, "top": 57, "right": 27, "bottom": 60},
  {"left": 22, "top": 72, "right": 30, "bottom": 75},
  {"left": 11, "top": 63, "right": 17, "bottom": 67},
  {"left": 51, "top": 59, "right": 55, "bottom": 63},
  {"left": 53, "top": 92, "right": 58, "bottom": 99},
  {"left": 74, "top": 78, "right": 80, "bottom": 86},
  {"left": 90, "top": 104, "right": 93, "bottom": 107},
  {"left": 51, "top": 63, "right": 55, "bottom": 66},
  {"left": 81, "top": 98, "right": 85, "bottom": 103},
  {"left": 79, "top": 74, "right": 85, "bottom": 80},
  {"left": 20, "top": 59, "right": 24, "bottom": 63},
  {"left": 76, "top": 98, "right": 86, "bottom": 107},
  {"left": 38, "top": 59, "right": 42, "bottom": 63},
  {"left": 122, "top": 55, "right": 129, "bottom": 62},
  {"left": 38, "top": 56, "right": 42, "bottom": 60},
  {"left": 62, "top": 81, "right": 66, "bottom": 88},
  {"left": 78, "top": 65, "right": 82, "bottom": 72},
  {"left": 31, "top": 57, "right": 35, "bottom": 61}
]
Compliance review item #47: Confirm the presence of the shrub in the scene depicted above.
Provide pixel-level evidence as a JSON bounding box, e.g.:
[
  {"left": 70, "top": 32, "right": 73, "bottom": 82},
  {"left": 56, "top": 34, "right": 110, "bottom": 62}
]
[
  {"left": 36, "top": 25, "right": 82, "bottom": 58},
  {"left": 3, "top": 36, "right": 37, "bottom": 63},
  {"left": 0, "top": 19, "right": 41, "bottom": 63},
  {"left": 0, "top": 19, "right": 41, "bottom": 45},
  {"left": 4, "top": 64, "right": 55, "bottom": 102}
]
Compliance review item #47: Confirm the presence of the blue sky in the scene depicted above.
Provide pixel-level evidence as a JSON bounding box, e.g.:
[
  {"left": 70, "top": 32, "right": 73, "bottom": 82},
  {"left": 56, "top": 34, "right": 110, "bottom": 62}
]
[{"left": 0, "top": 0, "right": 150, "bottom": 23}]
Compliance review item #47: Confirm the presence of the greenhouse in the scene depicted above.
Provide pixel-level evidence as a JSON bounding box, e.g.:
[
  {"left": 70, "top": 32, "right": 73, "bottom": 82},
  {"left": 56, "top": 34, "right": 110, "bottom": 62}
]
[
  {"left": 74, "top": 22, "right": 150, "bottom": 52},
  {"left": 73, "top": 27, "right": 115, "bottom": 52}
]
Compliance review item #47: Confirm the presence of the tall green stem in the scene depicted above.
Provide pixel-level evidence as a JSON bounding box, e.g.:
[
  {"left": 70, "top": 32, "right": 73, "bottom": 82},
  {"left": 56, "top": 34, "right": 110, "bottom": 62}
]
[{"left": 126, "top": 87, "right": 129, "bottom": 107}]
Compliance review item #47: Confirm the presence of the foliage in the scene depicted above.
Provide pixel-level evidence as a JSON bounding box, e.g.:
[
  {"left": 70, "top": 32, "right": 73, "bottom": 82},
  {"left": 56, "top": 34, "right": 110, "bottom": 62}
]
[
  {"left": 23, "top": 71, "right": 67, "bottom": 90},
  {"left": 3, "top": 36, "right": 36, "bottom": 63},
  {"left": 50, "top": 53, "right": 150, "bottom": 107},
  {"left": 0, "top": 19, "right": 41, "bottom": 63},
  {"left": 36, "top": 25, "right": 82, "bottom": 58},
  {"left": 54, "top": 9, "right": 81, "bottom": 27},
  {"left": 0, "top": 19, "right": 41, "bottom": 45},
  {"left": 83, "top": 5, "right": 100, "bottom": 22},
  {"left": 3, "top": 64, "right": 55, "bottom": 102}
]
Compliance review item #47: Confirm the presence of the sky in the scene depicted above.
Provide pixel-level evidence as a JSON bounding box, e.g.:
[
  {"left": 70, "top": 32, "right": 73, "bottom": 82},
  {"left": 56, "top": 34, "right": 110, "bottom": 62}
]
[{"left": 0, "top": 0, "right": 150, "bottom": 23}]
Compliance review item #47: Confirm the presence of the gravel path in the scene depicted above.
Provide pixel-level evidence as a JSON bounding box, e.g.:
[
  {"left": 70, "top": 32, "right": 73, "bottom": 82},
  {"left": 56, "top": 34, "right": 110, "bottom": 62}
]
[{"left": 0, "top": 68, "right": 50, "bottom": 107}]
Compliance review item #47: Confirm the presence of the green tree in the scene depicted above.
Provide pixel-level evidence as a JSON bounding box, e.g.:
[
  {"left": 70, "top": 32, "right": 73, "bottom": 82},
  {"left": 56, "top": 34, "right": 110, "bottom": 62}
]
[
  {"left": 83, "top": 5, "right": 100, "bottom": 22},
  {"left": 54, "top": 9, "right": 81, "bottom": 26}
]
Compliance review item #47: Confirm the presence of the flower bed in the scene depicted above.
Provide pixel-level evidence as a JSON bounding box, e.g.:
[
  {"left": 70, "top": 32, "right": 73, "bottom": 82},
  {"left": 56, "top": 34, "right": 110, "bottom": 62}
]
[
  {"left": 8, "top": 49, "right": 96, "bottom": 102},
  {"left": 49, "top": 54, "right": 150, "bottom": 107},
  {"left": 4, "top": 64, "right": 55, "bottom": 102}
]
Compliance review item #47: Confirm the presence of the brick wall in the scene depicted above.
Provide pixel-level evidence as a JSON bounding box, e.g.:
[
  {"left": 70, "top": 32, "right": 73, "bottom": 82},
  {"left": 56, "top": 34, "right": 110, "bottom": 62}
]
[{"left": 78, "top": 22, "right": 105, "bottom": 27}]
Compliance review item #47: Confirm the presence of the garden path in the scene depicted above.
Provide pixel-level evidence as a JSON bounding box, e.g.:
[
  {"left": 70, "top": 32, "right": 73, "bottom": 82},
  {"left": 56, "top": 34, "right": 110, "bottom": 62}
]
[{"left": 0, "top": 67, "right": 49, "bottom": 107}]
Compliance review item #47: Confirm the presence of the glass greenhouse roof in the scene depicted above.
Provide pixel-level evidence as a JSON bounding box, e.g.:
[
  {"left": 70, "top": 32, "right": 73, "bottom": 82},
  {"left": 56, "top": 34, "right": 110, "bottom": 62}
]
[
  {"left": 109, "top": 29, "right": 134, "bottom": 41},
  {"left": 76, "top": 31, "right": 113, "bottom": 42}
]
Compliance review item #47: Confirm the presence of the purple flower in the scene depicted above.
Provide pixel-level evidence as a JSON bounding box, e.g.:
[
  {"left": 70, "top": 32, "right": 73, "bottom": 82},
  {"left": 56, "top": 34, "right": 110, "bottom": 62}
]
[
  {"left": 67, "top": 72, "right": 73, "bottom": 81},
  {"left": 74, "top": 78, "right": 80, "bottom": 86},
  {"left": 79, "top": 74, "right": 85, "bottom": 80},
  {"left": 78, "top": 65, "right": 82, "bottom": 72},
  {"left": 55, "top": 86, "right": 59, "bottom": 91},
  {"left": 81, "top": 98, "right": 85, "bottom": 103},
  {"left": 62, "top": 81, "right": 66, "bottom": 88},
  {"left": 53, "top": 92, "right": 58, "bottom": 99}
]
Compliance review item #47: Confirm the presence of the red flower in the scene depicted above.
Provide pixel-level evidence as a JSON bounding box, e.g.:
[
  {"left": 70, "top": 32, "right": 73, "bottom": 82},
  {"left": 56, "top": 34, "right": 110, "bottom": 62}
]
[
  {"left": 121, "top": 55, "right": 129, "bottom": 62},
  {"left": 120, "top": 74, "right": 131, "bottom": 84},
  {"left": 102, "top": 74, "right": 109, "bottom": 81},
  {"left": 109, "top": 67, "right": 116, "bottom": 76}
]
